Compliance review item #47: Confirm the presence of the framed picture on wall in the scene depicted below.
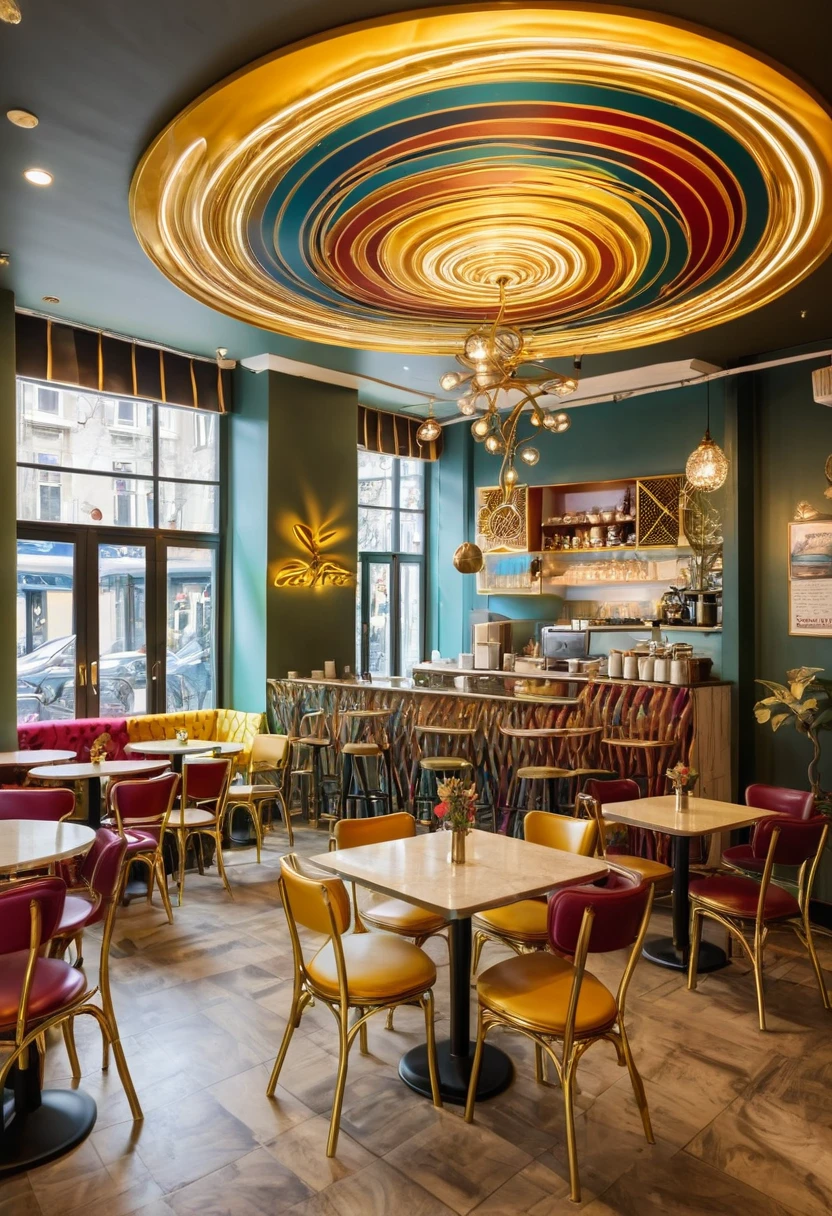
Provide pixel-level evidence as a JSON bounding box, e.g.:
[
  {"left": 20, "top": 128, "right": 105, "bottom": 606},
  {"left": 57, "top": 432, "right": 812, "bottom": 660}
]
[{"left": 788, "top": 521, "right": 832, "bottom": 636}]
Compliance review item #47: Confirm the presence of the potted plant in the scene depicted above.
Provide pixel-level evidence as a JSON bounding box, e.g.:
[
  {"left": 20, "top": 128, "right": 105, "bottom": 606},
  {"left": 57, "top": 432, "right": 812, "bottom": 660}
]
[
  {"left": 754, "top": 666, "right": 832, "bottom": 800},
  {"left": 433, "top": 776, "right": 477, "bottom": 863}
]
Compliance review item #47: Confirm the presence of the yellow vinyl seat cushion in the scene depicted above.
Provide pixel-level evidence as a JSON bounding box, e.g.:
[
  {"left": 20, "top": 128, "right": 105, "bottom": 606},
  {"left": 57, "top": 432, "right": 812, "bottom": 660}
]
[
  {"left": 420, "top": 756, "right": 472, "bottom": 772},
  {"left": 306, "top": 933, "right": 436, "bottom": 1003},
  {"left": 362, "top": 897, "right": 446, "bottom": 937},
  {"left": 478, "top": 951, "right": 617, "bottom": 1037},
  {"left": 342, "top": 742, "right": 384, "bottom": 756},
  {"left": 608, "top": 856, "right": 673, "bottom": 888},
  {"left": 516, "top": 766, "right": 572, "bottom": 780},
  {"left": 473, "top": 899, "right": 548, "bottom": 942}
]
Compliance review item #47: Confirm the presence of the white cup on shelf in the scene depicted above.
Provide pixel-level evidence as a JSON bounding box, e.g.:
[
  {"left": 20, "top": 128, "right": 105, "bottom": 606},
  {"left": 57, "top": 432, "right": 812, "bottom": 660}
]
[{"left": 324, "top": 660, "right": 337, "bottom": 678}]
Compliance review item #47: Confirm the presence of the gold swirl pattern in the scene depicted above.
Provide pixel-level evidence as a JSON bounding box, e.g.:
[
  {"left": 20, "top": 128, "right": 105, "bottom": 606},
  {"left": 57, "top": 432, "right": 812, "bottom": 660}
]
[{"left": 130, "top": 6, "right": 832, "bottom": 355}]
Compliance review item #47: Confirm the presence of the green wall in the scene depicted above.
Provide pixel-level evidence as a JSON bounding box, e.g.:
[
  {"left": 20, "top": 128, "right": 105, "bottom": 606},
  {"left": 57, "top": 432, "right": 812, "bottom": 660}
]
[
  {"left": 224, "top": 367, "right": 358, "bottom": 699},
  {"left": 0, "top": 290, "right": 16, "bottom": 747}
]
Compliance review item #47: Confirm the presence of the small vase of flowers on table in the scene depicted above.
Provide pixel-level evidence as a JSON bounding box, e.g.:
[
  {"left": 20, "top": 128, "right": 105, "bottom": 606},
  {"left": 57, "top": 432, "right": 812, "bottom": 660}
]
[
  {"left": 667, "top": 761, "right": 698, "bottom": 811},
  {"left": 434, "top": 776, "right": 477, "bottom": 863}
]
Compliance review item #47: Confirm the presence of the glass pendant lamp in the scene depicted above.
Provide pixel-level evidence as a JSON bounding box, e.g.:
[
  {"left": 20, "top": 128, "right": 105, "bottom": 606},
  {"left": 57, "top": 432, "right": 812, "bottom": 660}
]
[{"left": 686, "top": 382, "right": 728, "bottom": 491}]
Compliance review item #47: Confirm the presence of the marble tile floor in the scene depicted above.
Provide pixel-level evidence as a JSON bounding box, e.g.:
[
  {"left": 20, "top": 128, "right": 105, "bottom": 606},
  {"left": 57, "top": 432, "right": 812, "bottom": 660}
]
[{"left": 3, "top": 823, "right": 832, "bottom": 1216}]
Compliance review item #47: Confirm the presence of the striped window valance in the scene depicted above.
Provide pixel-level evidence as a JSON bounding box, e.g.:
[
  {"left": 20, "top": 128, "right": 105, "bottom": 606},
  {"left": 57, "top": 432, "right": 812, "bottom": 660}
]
[
  {"left": 358, "top": 404, "right": 443, "bottom": 461},
  {"left": 15, "top": 312, "right": 232, "bottom": 413}
]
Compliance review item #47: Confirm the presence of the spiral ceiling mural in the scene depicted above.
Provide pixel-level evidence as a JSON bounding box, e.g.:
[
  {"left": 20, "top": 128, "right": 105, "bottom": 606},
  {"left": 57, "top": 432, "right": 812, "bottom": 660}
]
[{"left": 130, "top": 5, "right": 832, "bottom": 355}]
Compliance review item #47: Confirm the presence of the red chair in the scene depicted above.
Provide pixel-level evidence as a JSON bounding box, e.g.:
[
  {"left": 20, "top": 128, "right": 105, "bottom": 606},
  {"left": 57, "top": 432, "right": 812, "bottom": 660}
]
[
  {"left": 722, "top": 785, "right": 816, "bottom": 875},
  {"left": 48, "top": 828, "right": 142, "bottom": 1117},
  {"left": 0, "top": 788, "right": 75, "bottom": 821},
  {"left": 581, "top": 779, "right": 673, "bottom": 892},
  {"left": 689, "top": 815, "right": 830, "bottom": 1030},
  {"left": 465, "top": 869, "right": 655, "bottom": 1203},
  {"left": 0, "top": 877, "right": 91, "bottom": 1131},
  {"left": 111, "top": 772, "right": 181, "bottom": 923},
  {"left": 167, "top": 759, "right": 233, "bottom": 904}
]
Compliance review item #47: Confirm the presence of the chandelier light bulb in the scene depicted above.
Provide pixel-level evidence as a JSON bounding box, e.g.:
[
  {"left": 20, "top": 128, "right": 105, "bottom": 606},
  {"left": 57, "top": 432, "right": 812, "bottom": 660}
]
[
  {"left": 521, "top": 446, "right": 540, "bottom": 465},
  {"left": 440, "top": 370, "right": 463, "bottom": 392},
  {"left": 685, "top": 430, "right": 729, "bottom": 490},
  {"left": 542, "top": 412, "right": 557, "bottom": 430},
  {"left": 458, "top": 393, "right": 477, "bottom": 416},
  {"left": 554, "top": 412, "right": 571, "bottom": 432},
  {"left": 416, "top": 405, "right": 442, "bottom": 444},
  {"left": 484, "top": 433, "right": 505, "bottom": 454},
  {"left": 464, "top": 332, "right": 490, "bottom": 363},
  {"left": 504, "top": 465, "right": 518, "bottom": 486},
  {"left": 471, "top": 416, "right": 491, "bottom": 440}
]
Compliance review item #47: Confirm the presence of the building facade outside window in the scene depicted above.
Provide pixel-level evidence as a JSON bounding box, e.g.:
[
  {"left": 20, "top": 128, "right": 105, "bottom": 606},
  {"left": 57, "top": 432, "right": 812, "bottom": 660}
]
[
  {"left": 15, "top": 380, "right": 222, "bottom": 724},
  {"left": 356, "top": 450, "right": 425, "bottom": 677}
]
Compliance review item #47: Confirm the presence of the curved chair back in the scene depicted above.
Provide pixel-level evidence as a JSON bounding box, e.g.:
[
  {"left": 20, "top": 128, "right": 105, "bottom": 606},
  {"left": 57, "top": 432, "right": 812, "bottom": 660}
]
[
  {"left": 0, "top": 876, "right": 66, "bottom": 955},
  {"left": 112, "top": 771, "right": 181, "bottom": 832},
  {"left": 182, "top": 758, "right": 232, "bottom": 807},
  {"left": 524, "top": 810, "right": 597, "bottom": 856},
  {"left": 584, "top": 778, "right": 640, "bottom": 806},
  {"left": 299, "top": 711, "right": 329, "bottom": 743},
  {"left": 250, "top": 733, "right": 289, "bottom": 770},
  {"left": 280, "top": 855, "right": 351, "bottom": 937},
  {"left": 334, "top": 811, "right": 415, "bottom": 851},
  {"left": 0, "top": 788, "right": 75, "bottom": 822},
  {"left": 548, "top": 869, "right": 647, "bottom": 957},
  {"left": 76, "top": 828, "right": 128, "bottom": 926},
  {"left": 752, "top": 813, "right": 828, "bottom": 867},
  {"left": 746, "top": 784, "right": 815, "bottom": 821}
]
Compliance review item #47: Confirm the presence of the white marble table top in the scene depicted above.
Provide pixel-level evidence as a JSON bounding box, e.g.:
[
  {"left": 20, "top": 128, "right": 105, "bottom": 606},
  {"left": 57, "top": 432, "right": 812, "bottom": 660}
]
[
  {"left": 28, "top": 759, "right": 170, "bottom": 781},
  {"left": 0, "top": 750, "right": 76, "bottom": 767},
  {"left": 312, "top": 828, "right": 608, "bottom": 919},
  {"left": 602, "top": 795, "right": 774, "bottom": 838},
  {"left": 128, "top": 740, "right": 243, "bottom": 757},
  {"left": 0, "top": 819, "right": 96, "bottom": 874}
]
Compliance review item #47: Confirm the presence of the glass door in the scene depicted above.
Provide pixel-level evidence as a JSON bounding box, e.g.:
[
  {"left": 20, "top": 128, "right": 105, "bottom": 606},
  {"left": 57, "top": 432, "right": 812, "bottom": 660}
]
[
  {"left": 162, "top": 543, "right": 217, "bottom": 711},
  {"left": 398, "top": 559, "right": 423, "bottom": 676},
  {"left": 361, "top": 558, "right": 393, "bottom": 678},
  {"left": 92, "top": 541, "right": 151, "bottom": 717},
  {"left": 16, "top": 535, "right": 80, "bottom": 723},
  {"left": 358, "top": 556, "right": 424, "bottom": 677}
]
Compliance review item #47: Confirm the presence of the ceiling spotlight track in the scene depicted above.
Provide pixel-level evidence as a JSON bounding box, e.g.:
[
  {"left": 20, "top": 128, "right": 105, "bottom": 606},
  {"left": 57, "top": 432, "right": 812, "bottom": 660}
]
[{"left": 438, "top": 278, "right": 576, "bottom": 500}]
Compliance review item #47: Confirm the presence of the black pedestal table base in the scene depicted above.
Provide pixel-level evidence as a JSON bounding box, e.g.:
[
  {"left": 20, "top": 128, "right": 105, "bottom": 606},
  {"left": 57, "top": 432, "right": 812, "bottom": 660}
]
[
  {"left": 642, "top": 936, "right": 728, "bottom": 972},
  {"left": 400, "top": 1040, "right": 513, "bottom": 1104},
  {"left": 1, "top": 1046, "right": 97, "bottom": 1176}
]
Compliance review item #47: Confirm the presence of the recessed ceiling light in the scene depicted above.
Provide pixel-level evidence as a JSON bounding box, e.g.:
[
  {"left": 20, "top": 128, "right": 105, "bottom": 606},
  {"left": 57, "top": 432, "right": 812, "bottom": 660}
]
[
  {"left": 403, "top": 366, "right": 409, "bottom": 371},
  {"left": 0, "top": 252, "right": 10, "bottom": 267},
  {"left": 42, "top": 295, "right": 60, "bottom": 304},
  {"left": 7, "top": 108, "right": 38, "bottom": 129},
  {"left": 23, "top": 168, "right": 52, "bottom": 186}
]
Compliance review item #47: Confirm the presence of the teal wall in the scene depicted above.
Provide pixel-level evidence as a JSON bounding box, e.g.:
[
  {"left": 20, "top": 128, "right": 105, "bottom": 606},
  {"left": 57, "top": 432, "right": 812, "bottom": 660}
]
[
  {"left": 0, "top": 290, "right": 16, "bottom": 747},
  {"left": 224, "top": 368, "right": 358, "bottom": 702},
  {"left": 225, "top": 368, "right": 270, "bottom": 711},
  {"left": 428, "top": 420, "right": 475, "bottom": 656}
]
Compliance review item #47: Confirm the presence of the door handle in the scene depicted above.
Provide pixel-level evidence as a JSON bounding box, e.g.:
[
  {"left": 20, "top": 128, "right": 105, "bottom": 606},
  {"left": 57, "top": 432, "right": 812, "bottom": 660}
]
[
  {"left": 151, "top": 661, "right": 161, "bottom": 682},
  {"left": 91, "top": 660, "right": 98, "bottom": 693},
  {"left": 78, "top": 663, "right": 87, "bottom": 688}
]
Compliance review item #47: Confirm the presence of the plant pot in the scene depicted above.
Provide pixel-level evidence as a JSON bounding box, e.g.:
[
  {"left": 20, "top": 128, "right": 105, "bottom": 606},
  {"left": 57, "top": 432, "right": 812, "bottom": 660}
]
[{"left": 450, "top": 828, "right": 467, "bottom": 864}]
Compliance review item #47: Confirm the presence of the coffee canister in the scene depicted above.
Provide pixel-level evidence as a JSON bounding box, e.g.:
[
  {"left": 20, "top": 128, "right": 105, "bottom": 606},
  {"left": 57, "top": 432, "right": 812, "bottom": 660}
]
[
  {"left": 653, "top": 657, "right": 669, "bottom": 682},
  {"left": 638, "top": 656, "right": 655, "bottom": 681},
  {"left": 608, "top": 650, "right": 624, "bottom": 678},
  {"left": 623, "top": 654, "right": 639, "bottom": 680}
]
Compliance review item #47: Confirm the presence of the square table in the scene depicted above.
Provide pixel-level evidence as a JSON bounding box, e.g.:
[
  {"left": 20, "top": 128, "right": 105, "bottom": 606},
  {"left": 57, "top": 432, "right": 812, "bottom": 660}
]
[
  {"left": 313, "top": 828, "right": 607, "bottom": 1104},
  {"left": 602, "top": 795, "right": 774, "bottom": 971}
]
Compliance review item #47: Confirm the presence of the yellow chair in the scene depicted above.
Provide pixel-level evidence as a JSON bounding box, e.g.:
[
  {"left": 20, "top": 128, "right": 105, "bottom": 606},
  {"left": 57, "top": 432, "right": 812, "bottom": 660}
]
[
  {"left": 576, "top": 791, "right": 674, "bottom": 894},
  {"left": 471, "top": 812, "right": 597, "bottom": 973},
  {"left": 225, "top": 734, "right": 294, "bottom": 860},
  {"left": 465, "top": 872, "right": 655, "bottom": 1203},
  {"left": 266, "top": 855, "right": 441, "bottom": 1156},
  {"left": 166, "top": 758, "right": 233, "bottom": 905}
]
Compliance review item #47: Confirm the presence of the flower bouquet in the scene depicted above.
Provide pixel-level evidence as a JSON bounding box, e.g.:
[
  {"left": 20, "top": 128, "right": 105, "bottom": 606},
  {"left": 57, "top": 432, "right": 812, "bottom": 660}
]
[
  {"left": 434, "top": 776, "right": 477, "bottom": 863},
  {"left": 89, "top": 732, "right": 112, "bottom": 765},
  {"left": 666, "top": 761, "right": 698, "bottom": 810}
]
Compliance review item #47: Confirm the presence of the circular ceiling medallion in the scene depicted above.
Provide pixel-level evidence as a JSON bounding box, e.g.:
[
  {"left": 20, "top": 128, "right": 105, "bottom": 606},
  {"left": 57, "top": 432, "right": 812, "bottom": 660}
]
[{"left": 131, "top": 5, "right": 832, "bottom": 355}]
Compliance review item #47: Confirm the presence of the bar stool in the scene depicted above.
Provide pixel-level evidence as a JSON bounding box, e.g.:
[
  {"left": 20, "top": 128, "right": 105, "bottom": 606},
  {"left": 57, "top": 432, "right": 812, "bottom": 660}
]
[
  {"left": 500, "top": 724, "right": 613, "bottom": 835},
  {"left": 338, "top": 709, "right": 396, "bottom": 819},
  {"left": 412, "top": 725, "right": 487, "bottom": 827},
  {"left": 291, "top": 711, "right": 334, "bottom": 826}
]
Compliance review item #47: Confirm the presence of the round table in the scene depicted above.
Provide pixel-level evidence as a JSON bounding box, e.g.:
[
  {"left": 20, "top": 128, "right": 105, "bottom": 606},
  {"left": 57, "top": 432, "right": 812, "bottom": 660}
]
[
  {"left": 0, "top": 750, "right": 76, "bottom": 768},
  {"left": 28, "top": 760, "right": 170, "bottom": 829},
  {"left": 128, "top": 739, "right": 242, "bottom": 775},
  {"left": 0, "top": 818, "right": 97, "bottom": 1176}
]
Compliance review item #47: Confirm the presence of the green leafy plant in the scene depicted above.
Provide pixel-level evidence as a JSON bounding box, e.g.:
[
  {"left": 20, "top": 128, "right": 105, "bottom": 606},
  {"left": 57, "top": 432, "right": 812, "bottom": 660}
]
[{"left": 754, "top": 666, "right": 832, "bottom": 798}]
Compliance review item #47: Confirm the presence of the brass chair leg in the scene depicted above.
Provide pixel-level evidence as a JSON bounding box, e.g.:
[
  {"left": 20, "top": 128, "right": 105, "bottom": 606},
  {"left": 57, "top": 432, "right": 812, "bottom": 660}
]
[
  {"left": 177, "top": 828, "right": 187, "bottom": 907},
  {"left": 687, "top": 908, "right": 703, "bottom": 991},
  {"left": 619, "top": 1022, "right": 654, "bottom": 1143},
  {"left": 799, "top": 915, "right": 832, "bottom": 1011},
  {"left": 563, "top": 1053, "right": 581, "bottom": 1204},
  {"left": 214, "top": 829, "right": 234, "bottom": 899},
  {"left": 278, "top": 791, "right": 294, "bottom": 846},
  {"left": 267, "top": 982, "right": 304, "bottom": 1096},
  {"left": 385, "top": 1007, "right": 395, "bottom": 1031},
  {"left": 326, "top": 1014, "right": 351, "bottom": 1158},
  {"left": 145, "top": 860, "right": 154, "bottom": 905},
  {"left": 471, "top": 931, "right": 487, "bottom": 976},
  {"left": 356, "top": 1007, "right": 369, "bottom": 1055},
  {"left": 534, "top": 1042, "right": 546, "bottom": 1084},
  {"left": 62, "top": 1018, "right": 81, "bottom": 1078},
  {"left": 752, "top": 924, "right": 767, "bottom": 1032},
  {"left": 156, "top": 856, "right": 174, "bottom": 924},
  {"left": 421, "top": 989, "right": 442, "bottom": 1108},
  {"left": 464, "top": 1007, "right": 487, "bottom": 1122}
]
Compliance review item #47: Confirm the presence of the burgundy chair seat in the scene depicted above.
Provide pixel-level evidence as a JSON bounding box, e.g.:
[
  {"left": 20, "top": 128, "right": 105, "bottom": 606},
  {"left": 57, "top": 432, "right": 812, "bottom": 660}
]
[
  {"left": 55, "top": 893, "right": 97, "bottom": 936},
  {"left": 125, "top": 827, "right": 161, "bottom": 851},
  {"left": 0, "top": 952, "right": 87, "bottom": 1029},
  {"left": 689, "top": 873, "right": 799, "bottom": 920},
  {"left": 721, "top": 843, "right": 765, "bottom": 874}
]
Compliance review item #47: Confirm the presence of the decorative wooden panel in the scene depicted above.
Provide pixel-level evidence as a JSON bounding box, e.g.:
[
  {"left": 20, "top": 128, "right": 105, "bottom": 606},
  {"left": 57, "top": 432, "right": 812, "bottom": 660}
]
[
  {"left": 477, "top": 484, "right": 528, "bottom": 552},
  {"left": 636, "top": 475, "right": 684, "bottom": 547}
]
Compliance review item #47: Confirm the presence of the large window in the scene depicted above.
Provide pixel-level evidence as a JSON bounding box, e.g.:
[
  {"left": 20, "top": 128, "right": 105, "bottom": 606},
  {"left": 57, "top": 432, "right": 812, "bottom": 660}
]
[
  {"left": 357, "top": 452, "right": 425, "bottom": 677},
  {"left": 16, "top": 381, "right": 220, "bottom": 724}
]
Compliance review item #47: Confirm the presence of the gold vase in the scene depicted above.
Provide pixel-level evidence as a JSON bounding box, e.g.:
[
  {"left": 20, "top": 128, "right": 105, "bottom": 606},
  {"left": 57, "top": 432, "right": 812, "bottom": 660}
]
[
  {"left": 450, "top": 828, "right": 467, "bottom": 864},
  {"left": 675, "top": 787, "right": 689, "bottom": 812}
]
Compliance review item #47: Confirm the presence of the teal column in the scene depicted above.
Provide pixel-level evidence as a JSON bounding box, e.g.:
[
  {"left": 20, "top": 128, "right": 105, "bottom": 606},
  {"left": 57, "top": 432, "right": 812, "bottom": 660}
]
[
  {"left": 428, "top": 421, "right": 475, "bottom": 657},
  {"left": 0, "top": 290, "right": 17, "bottom": 747}
]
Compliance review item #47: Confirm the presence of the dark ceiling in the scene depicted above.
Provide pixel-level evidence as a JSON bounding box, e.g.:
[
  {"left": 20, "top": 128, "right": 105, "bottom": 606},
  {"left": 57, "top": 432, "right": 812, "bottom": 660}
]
[{"left": 1, "top": 0, "right": 831, "bottom": 411}]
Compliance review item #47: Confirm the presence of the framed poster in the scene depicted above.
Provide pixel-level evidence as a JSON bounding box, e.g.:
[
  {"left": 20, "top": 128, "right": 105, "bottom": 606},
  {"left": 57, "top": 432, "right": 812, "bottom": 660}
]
[{"left": 789, "top": 521, "right": 832, "bottom": 636}]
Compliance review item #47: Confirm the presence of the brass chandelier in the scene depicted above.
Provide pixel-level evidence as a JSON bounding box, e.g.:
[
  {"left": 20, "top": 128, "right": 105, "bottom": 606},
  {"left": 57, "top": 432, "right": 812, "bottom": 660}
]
[{"left": 435, "top": 279, "right": 578, "bottom": 499}]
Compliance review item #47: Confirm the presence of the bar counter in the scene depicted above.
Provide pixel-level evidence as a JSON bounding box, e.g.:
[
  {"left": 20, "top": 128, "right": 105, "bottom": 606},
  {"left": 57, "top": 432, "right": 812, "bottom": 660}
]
[{"left": 267, "top": 674, "right": 731, "bottom": 810}]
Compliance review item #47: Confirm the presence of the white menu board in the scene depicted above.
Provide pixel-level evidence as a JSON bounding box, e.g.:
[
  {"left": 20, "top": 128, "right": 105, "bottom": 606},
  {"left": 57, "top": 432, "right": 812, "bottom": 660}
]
[{"left": 789, "top": 521, "right": 832, "bottom": 636}]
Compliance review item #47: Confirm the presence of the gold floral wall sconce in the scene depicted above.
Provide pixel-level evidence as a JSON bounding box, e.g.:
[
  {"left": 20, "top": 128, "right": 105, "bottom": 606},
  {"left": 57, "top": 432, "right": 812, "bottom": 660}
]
[{"left": 274, "top": 524, "right": 354, "bottom": 589}]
